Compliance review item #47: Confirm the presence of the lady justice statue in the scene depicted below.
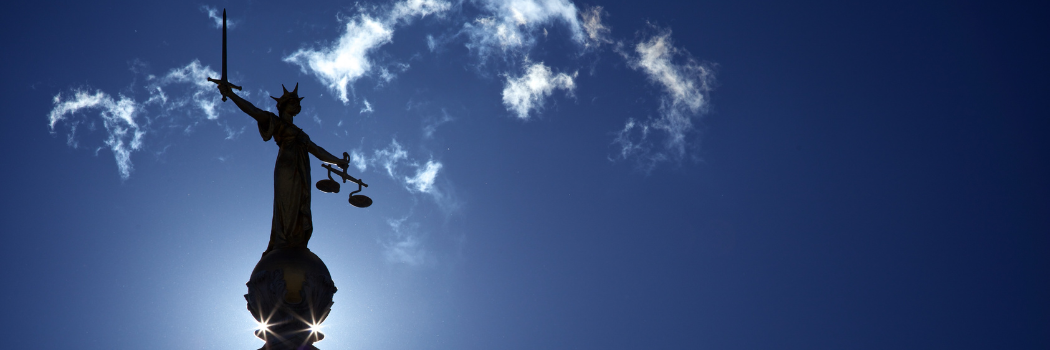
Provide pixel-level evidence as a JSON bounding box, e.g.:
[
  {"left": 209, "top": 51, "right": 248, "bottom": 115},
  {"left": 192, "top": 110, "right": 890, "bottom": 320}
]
[
  {"left": 218, "top": 82, "right": 343, "bottom": 350},
  {"left": 210, "top": 9, "right": 357, "bottom": 350},
  {"left": 219, "top": 82, "right": 349, "bottom": 256}
]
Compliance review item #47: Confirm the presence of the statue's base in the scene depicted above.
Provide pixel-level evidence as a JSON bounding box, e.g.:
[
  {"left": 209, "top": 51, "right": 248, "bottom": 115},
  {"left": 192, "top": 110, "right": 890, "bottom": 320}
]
[{"left": 245, "top": 248, "right": 337, "bottom": 350}]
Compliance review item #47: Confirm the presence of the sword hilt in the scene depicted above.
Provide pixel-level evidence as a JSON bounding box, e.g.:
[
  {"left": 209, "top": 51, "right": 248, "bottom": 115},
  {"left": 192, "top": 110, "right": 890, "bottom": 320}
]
[{"left": 208, "top": 77, "right": 242, "bottom": 101}]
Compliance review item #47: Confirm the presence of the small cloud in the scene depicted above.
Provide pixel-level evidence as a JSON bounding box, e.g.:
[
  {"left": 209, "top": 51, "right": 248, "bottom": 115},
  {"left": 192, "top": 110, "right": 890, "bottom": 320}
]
[
  {"left": 423, "top": 109, "right": 454, "bottom": 139},
  {"left": 201, "top": 6, "right": 236, "bottom": 29},
  {"left": 631, "top": 30, "right": 714, "bottom": 114},
  {"left": 154, "top": 60, "right": 223, "bottom": 120},
  {"left": 373, "top": 139, "right": 409, "bottom": 177},
  {"left": 501, "top": 61, "right": 576, "bottom": 119},
  {"left": 221, "top": 121, "right": 246, "bottom": 140},
  {"left": 360, "top": 99, "right": 374, "bottom": 114},
  {"left": 462, "top": 0, "right": 586, "bottom": 62},
  {"left": 353, "top": 138, "right": 459, "bottom": 211},
  {"left": 611, "top": 117, "right": 669, "bottom": 173},
  {"left": 384, "top": 216, "right": 427, "bottom": 266},
  {"left": 390, "top": 0, "right": 452, "bottom": 21},
  {"left": 405, "top": 160, "right": 442, "bottom": 194},
  {"left": 580, "top": 6, "right": 612, "bottom": 47},
  {"left": 427, "top": 34, "right": 438, "bottom": 51},
  {"left": 49, "top": 90, "right": 143, "bottom": 180},
  {"left": 285, "top": 15, "right": 392, "bottom": 104},
  {"left": 350, "top": 149, "right": 368, "bottom": 172},
  {"left": 614, "top": 28, "right": 716, "bottom": 167},
  {"left": 284, "top": 0, "right": 451, "bottom": 103}
]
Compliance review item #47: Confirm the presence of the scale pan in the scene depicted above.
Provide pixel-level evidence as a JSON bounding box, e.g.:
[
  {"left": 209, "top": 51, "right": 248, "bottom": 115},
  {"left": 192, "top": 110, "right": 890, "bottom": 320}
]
[
  {"left": 349, "top": 195, "right": 373, "bottom": 208},
  {"left": 316, "top": 179, "right": 340, "bottom": 193}
]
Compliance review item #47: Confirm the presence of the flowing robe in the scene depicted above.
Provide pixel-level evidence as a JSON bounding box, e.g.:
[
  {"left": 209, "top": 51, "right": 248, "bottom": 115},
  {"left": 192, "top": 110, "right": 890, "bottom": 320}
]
[{"left": 258, "top": 112, "right": 313, "bottom": 255}]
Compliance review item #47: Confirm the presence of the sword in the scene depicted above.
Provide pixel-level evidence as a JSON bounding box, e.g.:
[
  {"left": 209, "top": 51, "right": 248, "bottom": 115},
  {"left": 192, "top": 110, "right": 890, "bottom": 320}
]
[{"left": 207, "top": 8, "right": 242, "bottom": 101}]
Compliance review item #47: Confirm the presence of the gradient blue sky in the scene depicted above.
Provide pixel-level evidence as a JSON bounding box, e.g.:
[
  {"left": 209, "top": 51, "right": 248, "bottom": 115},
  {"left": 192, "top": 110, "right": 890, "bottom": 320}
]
[{"left": 2, "top": 1, "right": 1048, "bottom": 349}]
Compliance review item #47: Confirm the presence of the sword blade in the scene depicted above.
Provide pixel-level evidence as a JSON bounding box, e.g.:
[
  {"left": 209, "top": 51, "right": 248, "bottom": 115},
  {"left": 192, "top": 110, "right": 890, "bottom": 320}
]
[
  {"left": 207, "top": 9, "right": 240, "bottom": 101},
  {"left": 221, "top": 9, "right": 227, "bottom": 82}
]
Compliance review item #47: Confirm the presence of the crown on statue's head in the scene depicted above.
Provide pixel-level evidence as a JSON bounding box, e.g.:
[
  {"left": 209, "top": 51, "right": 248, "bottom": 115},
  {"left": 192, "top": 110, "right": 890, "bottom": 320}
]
[{"left": 271, "top": 83, "right": 305, "bottom": 111}]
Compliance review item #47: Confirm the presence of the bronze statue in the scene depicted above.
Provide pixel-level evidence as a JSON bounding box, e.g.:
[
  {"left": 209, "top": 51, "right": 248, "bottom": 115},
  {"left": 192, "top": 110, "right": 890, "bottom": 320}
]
[
  {"left": 218, "top": 82, "right": 349, "bottom": 256},
  {"left": 208, "top": 9, "right": 358, "bottom": 350}
]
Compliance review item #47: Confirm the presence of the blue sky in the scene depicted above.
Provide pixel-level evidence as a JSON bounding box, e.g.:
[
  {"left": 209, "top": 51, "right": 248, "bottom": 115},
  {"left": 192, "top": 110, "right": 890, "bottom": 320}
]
[{"left": 1, "top": 1, "right": 1048, "bottom": 349}]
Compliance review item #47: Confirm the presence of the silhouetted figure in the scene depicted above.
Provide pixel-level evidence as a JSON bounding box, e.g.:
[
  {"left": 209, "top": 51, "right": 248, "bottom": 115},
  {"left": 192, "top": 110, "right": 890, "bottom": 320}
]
[
  {"left": 210, "top": 11, "right": 341, "bottom": 350},
  {"left": 217, "top": 83, "right": 349, "bottom": 257}
]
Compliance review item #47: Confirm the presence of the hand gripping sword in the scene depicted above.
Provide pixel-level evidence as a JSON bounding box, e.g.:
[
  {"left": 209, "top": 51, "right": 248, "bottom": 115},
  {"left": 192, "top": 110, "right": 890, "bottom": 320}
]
[{"left": 206, "top": 9, "right": 242, "bottom": 101}]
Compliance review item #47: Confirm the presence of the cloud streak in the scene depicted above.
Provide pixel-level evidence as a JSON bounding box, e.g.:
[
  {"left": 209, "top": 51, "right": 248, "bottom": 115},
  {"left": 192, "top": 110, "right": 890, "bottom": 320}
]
[
  {"left": 352, "top": 139, "right": 455, "bottom": 208},
  {"left": 201, "top": 6, "right": 236, "bottom": 29},
  {"left": 580, "top": 6, "right": 612, "bottom": 47},
  {"left": 360, "top": 99, "right": 374, "bottom": 114},
  {"left": 384, "top": 216, "right": 427, "bottom": 266},
  {"left": 344, "top": 138, "right": 457, "bottom": 266},
  {"left": 372, "top": 139, "right": 410, "bottom": 177},
  {"left": 49, "top": 91, "right": 143, "bottom": 179},
  {"left": 614, "top": 29, "right": 716, "bottom": 169},
  {"left": 48, "top": 60, "right": 229, "bottom": 179},
  {"left": 462, "top": 0, "right": 586, "bottom": 61}
]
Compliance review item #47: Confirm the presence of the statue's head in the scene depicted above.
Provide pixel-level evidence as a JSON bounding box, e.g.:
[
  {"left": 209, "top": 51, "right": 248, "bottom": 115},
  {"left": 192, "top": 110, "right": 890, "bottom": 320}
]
[{"left": 271, "top": 83, "right": 305, "bottom": 119}]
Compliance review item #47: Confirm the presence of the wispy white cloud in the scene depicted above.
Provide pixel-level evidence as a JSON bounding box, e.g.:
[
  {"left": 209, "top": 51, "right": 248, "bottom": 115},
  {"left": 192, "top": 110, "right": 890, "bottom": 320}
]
[
  {"left": 350, "top": 150, "right": 369, "bottom": 172},
  {"left": 285, "top": 15, "right": 391, "bottom": 104},
  {"left": 48, "top": 60, "right": 226, "bottom": 179},
  {"left": 359, "top": 139, "right": 444, "bottom": 195},
  {"left": 351, "top": 139, "right": 457, "bottom": 212},
  {"left": 49, "top": 91, "right": 143, "bottom": 180},
  {"left": 284, "top": 0, "right": 451, "bottom": 103},
  {"left": 610, "top": 117, "right": 670, "bottom": 173},
  {"left": 384, "top": 216, "right": 427, "bottom": 266},
  {"left": 502, "top": 61, "right": 576, "bottom": 119},
  {"left": 372, "top": 139, "right": 410, "bottom": 177},
  {"left": 615, "top": 29, "right": 716, "bottom": 167},
  {"left": 154, "top": 60, "right": 223, "bottom": 120},
  {"left": 221, "top": 121, "right": 246, "bottom": 140},
  {"left": 360, "top": 99, "right": 374, "bottom": 114},
  {"left": 390, "top": 0, "right": 452, "bottom": 22},
  {"left": 462, "top": 0, "right": 586, "bottom": 61},
  {"left": 423, "top": 108, "right": 454, "bottom": 139},
  {"left": 632, "top": 31, "right": 713, "bottom": 114},
  {"left": 580, "top": 6, "right": 611, "bottom": 47},
  {"left": 201, "top": 6, "right": 236, "bottom": 29},
  {"left": 426, "top": 34, "right": 439, "bottom": 52},
  {"left": 405, "top": 160, "right": 442, "bottom": 193}
]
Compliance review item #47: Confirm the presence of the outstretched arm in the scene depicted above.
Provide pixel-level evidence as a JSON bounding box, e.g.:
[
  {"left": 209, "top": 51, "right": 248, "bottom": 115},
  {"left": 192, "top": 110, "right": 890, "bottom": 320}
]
[
  {"left": 308, "top": 141, "right": 350, "bottom": 169},
  {"left": 217, "top": 84, "right": 271, "bottom": 124}
]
